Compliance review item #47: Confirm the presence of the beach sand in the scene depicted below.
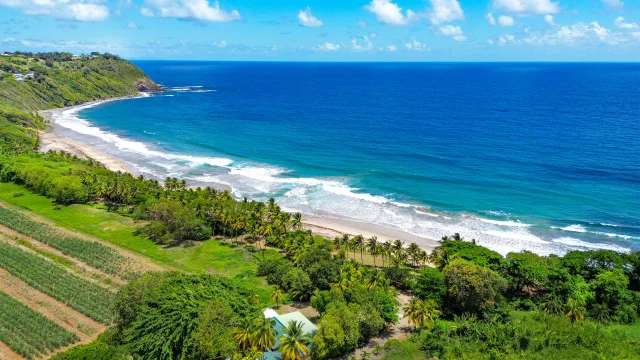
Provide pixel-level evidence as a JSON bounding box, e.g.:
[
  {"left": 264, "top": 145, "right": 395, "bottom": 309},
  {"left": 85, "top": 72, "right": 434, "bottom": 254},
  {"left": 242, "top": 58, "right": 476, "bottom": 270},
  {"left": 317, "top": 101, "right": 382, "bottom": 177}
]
[{"left": 37, "top": 100, "right": 440, "bottom": 252}]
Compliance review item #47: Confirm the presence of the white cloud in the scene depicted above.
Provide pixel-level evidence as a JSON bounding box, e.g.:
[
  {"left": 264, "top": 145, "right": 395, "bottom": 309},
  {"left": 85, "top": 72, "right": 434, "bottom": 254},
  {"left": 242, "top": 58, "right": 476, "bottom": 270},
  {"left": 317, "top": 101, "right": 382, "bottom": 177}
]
[
  {"left": 351, "top": 35, "right": 374, "bottom": 51},
  {"left": 438, "top": 24, "right": 467, "bottom": 41},
  {"left": 387, "top": 45, "right": 397, "bottom": 51},
  {"left": 498, "top": 33, "right": 520, "bottom": 45},
  {"left": 298, "top": 7, "right": 323, "bottom": 27},
  {"left": 614, "top": 17, "right": 637, "bottom": 30},
  {"left": 370, "top": 32, "right": 377, "bottom": 38},
  {"left": 213, "top": 40, "right": 227, "bottom": 47},
  {"left": 492, "top": 0, "right": 559, "bottom": 15},
  {"left": 602, "top": 0, "right": 623, "bottom": 9},
  {"left": 544, "top": 14, "right": 555, "bottom": 25},
  {"left": 364, "top": 0, "right": 418, "bottom": 26},
  {"left": 316, "top": 42, "right": 341, "bottom": 51},
  {"left": 357, "top": 20, "right": 368, "bottom": 28},
  {"left": 428, "top": 0, "right": 464, "bottom": 26},
  {"left": 127, "top": 21, "right": 138, "bottom": 29},
  {"left": 141, "top": 7, "right": 154, "bottom": 16},
  {"left": 498, "top": 15, "right": 515, "bottom": 26},
  {"left": 141, "top": 0, "right": 241, "bottom": 22},
  {"left": 404, "top": 37, "right": 429, "bottom": 51},
  {"left": 524, "top": 21, "right": 625, "bottom": 46},
  {"left": 0, "top": 0, "right": 109, "bottom": 21},
  {"left": 487, "top": 39, "right": 495, "bottom": 45},
  {"left": 271, "top": 45, "right": 277, "bottom": 51},
  {"left": 487, "top": 12, "right": 496, "bottom": 25}
]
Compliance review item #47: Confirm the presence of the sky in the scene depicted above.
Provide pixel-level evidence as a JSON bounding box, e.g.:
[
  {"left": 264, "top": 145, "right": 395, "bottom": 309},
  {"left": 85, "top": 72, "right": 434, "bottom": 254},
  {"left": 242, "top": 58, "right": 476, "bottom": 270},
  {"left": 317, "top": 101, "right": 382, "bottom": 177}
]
[{"left": 0, "top": 0, "right": 639, "bottom": 61}]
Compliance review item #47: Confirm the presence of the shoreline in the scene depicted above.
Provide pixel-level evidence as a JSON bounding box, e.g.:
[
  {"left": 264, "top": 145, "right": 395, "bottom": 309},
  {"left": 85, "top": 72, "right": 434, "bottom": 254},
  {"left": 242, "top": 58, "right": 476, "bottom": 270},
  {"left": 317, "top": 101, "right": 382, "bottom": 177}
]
[{"left": 37, "top": 97, "right": 441, "bottom": 252}]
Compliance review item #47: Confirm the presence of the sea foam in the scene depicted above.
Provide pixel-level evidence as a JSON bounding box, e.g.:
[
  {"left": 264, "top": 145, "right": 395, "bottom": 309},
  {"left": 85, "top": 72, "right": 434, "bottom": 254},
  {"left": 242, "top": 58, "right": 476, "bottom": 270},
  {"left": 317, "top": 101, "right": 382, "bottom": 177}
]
[{"left": 52, "top": 95, "right": 635, "bottom": 258}]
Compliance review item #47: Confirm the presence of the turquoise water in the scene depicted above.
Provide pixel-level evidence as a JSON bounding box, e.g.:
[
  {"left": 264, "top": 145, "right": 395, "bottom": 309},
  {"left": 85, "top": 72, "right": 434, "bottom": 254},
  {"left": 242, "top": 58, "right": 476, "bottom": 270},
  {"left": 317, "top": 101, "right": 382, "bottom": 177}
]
[{"left": 51, "top": 62, "right": 640, "bottom": 255}]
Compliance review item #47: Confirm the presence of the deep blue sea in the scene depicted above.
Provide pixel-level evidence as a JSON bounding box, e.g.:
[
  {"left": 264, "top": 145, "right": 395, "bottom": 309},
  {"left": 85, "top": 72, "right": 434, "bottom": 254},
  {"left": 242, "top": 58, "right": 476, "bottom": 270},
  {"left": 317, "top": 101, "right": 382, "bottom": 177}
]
[{"left": 52, "top": 62, "right": 640, "bottom": 255}]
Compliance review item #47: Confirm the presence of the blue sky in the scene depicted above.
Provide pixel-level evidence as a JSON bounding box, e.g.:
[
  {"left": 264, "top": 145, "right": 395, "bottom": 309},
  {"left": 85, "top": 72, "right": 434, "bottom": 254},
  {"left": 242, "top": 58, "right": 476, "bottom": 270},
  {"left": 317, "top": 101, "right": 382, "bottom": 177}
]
[{"left": 1, "top": 0, "right": 639, "bottom": 61}]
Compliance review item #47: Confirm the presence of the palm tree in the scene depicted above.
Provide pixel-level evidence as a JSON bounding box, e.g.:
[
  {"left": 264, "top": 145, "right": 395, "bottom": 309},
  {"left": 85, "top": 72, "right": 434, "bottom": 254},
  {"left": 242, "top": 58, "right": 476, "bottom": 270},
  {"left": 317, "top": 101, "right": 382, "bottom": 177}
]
[
  {"left": 291, "top": 212, "right": 303, "bottom": 231},
  {"left": 407, "top": 242, "right": 420, "bottom": 267},
  {"left": 248, "top": 292, "right": 260, "bottom": 305},
  {"left": 404, "top": 298, "right": 440, "bottom": 329},
  {"left": 271, "top": 286, "right": 285, "bottom": 308},
  {"left": 381, "top": 240, "right": 393, "bottom": 267},
  {"left": 352, "top": 235, "right": 365, "bottom": 263},
  {"left": 540, "top": 296, "right": 563, "bottom": 331},
  {"left": 392, "top": 240, "right": 405, "bottom": 258},
  {"left": 251, "top": 317, "right": 277, "bottom": 352},
  {"left": 277, "top": 320, "right": 311, "bottom": 360},
  {"left": 565, "top": 298, "right": 586, "bottom": 334},
  {"left": 234, "top": 319, "right": 254, "bottom": 350},
  {"left": 366, "top": 237, "right": 378, "bottom": 267},
  {"left": 591, "top": 303, "right": 610, "bottom": 340},
  {"left": 367, "top": 269, "right": 389, "bottom": 291}
]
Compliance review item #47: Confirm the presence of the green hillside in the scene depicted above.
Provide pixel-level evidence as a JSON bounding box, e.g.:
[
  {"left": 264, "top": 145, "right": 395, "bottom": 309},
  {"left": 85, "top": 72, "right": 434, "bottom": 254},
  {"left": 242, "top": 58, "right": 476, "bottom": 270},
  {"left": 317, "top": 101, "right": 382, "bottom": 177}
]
[
  {"left": 0, "top": 52, "right": 159, "bottom": 112},
  {"left": 0, "top": 52, "right": 159, "bottom": 154}
]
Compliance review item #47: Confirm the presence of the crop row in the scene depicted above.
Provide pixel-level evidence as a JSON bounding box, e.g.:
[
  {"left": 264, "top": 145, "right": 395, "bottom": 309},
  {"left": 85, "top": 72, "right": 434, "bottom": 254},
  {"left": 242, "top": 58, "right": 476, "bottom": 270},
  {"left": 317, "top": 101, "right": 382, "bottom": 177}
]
[
  {"left": 0, "top": 290, "right": 79, "bottom": 360},
  {"left": 0, "top": 242, "right": 116, "bottom": 323},
  {"left": 0, "top": 206, "right": 130, "bottom": 277}
]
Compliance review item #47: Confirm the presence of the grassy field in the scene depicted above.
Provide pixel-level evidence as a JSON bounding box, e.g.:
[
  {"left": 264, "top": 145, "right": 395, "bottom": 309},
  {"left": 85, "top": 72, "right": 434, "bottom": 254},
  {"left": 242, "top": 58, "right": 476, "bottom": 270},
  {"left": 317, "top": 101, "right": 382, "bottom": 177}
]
[{"left": 0, "top": 182, "right": 278, "bottom": 303}]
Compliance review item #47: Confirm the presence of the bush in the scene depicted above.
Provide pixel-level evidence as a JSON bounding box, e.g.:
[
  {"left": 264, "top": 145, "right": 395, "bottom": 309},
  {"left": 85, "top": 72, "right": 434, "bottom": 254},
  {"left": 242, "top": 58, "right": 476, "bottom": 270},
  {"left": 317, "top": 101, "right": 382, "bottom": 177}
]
[{"left": 414, "top": 266, "right": 446, "bottom": 304}]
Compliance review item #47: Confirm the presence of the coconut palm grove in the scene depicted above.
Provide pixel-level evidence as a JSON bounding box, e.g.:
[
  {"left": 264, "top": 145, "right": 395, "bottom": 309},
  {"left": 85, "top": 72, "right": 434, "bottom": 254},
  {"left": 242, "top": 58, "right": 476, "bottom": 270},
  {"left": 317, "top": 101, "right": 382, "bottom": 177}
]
[{"left": 0, "top": 53, "right": 638, "bottom": 360}]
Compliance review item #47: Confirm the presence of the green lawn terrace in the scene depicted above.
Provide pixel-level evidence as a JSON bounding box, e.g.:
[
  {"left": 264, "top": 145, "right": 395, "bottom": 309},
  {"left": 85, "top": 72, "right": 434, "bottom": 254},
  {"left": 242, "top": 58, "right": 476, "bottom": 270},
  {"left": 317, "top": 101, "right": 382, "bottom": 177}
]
[{"left": 262, "top": 309, "right": 317, "bottom": 360}]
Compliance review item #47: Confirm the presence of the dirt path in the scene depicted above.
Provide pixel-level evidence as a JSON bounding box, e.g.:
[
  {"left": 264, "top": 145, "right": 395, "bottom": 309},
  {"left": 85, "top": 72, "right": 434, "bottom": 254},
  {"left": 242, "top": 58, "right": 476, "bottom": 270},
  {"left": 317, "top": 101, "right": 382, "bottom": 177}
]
[
  {"left": 0, "top": 201, "right": 166, "bottom": 274},
  {"left": 0, "top": 268, "right": 106, "bottom": 341},
  {"left": 0, "top": 225, "right": 125, "bottom": 287},
  {"left": 351, "top": 292, "right": 413, "bottom": 359},
  {"left": 0, "top": 341, "right": 25, "bottom": 360}
]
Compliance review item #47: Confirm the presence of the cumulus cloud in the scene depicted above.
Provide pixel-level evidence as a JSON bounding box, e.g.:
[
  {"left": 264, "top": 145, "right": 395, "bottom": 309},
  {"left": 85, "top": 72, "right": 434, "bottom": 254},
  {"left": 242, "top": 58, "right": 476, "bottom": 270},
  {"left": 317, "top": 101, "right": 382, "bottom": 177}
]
[
  {"left": 524, "top": 21, "right": 625, "bottom": 46},
  {"left": 357, "top": 20, "right": 368, "bottom": 28},
  {"left": 602, "top": 0, "right": 623, "bottom": 9},
  {"left": 298, "top": 7, "right": 323, "bottom": 27},
  {"left": 364, "top": 0, "right": 418, "bottom": 26},
  {"left": 544, "top": 14, "right": 555, "bottom": 26},
  {"left": 387, "top": 45, "right": 397, "bottom": 51},
  {"left": 404, "top": 37, "right": 429, "bottom": 51},
  {"left": 213, "top": 40, "right": 227, "bottom": 47},
  {"left": 351, "top": 35, "right": 373, "bottom": 51},
  {"left": 141, "top": 0, "right": 241, "bottom": 22},
  {"left": 614, "top": 17, "right": 637, "bottom": 29},
  {"left": 498, "top": 34, "right": 519, "bottom": 45},
  {"left": 487, "top": 12, "right": 496, "bottom": 25},
  {"left": 428, "top": 0, "right": 464, "bottom": 26},
  {"left": 439, "top": 24, "right": 467, "bottom": 41},
  {"left": 127, "top": 21, "right": 138, "bottom": 29},
  {"left": 0, "top": 0, "right": 110, "bottom": 21},
  {"left": 316, "top": 41, "right": 341, "bottom": 51},
  {"left": 487, "top": 39, "right": 495, "bottom": 45},
  {"left": 492, "top": 0, "right": 559, "bottom": 15},
  {"left": 498, "top": 15, "right": 515, "bottom": 26}
]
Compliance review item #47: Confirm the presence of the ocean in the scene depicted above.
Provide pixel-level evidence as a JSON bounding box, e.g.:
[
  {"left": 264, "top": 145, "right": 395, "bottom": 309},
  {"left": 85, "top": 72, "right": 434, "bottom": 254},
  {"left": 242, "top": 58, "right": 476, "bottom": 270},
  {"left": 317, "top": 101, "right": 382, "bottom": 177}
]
[{"left": 51, "top": 62, "right": 640, "bottom": 256}]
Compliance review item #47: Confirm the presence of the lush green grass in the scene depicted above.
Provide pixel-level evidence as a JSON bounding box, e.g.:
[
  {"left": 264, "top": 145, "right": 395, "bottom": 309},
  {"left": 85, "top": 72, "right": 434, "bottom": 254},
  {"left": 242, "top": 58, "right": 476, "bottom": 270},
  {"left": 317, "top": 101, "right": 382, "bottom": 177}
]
[
  {"left": 0, "top": 182, "right": 278, "bottom": 303},
  {"left": 12, "top": 237, "right": 76, "bottom": 268},
  {"left": 0, "top": 290, "right": 80, "bottom": 360},
  {"left": 380, "top": 339, "right": 426, "bottom": 360}
]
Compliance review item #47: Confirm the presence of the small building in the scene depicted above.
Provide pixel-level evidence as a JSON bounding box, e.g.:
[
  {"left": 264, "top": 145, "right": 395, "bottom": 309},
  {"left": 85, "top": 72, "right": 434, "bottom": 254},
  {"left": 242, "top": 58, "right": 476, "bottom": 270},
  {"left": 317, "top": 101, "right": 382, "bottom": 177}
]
[
  {"left": 25, "top": 71, "right": 34, "bottom": 79},
  {"left": 0, "top": 52, "right": 12, "bottom": 57},
  {"left": 12, "top": 73, "right": 24, "bottom": 81},
  {"left": 262, "top": 309, "right": 317, "bottom": 360}
]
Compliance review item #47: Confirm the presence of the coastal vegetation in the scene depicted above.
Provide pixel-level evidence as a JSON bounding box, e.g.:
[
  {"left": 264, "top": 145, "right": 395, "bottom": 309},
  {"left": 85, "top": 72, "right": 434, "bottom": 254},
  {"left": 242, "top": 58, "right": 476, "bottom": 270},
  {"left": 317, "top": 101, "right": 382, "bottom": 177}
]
[{"left": 0, "top": 52, "right": 638, "bottom": 359}]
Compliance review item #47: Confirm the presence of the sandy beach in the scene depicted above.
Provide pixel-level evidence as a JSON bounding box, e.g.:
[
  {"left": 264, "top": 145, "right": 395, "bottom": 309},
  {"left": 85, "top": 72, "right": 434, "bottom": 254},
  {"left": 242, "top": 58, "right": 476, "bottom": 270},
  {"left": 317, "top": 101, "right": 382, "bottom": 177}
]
[{"left": 37, "top": 100, "right": 441, "bottom": 252}]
